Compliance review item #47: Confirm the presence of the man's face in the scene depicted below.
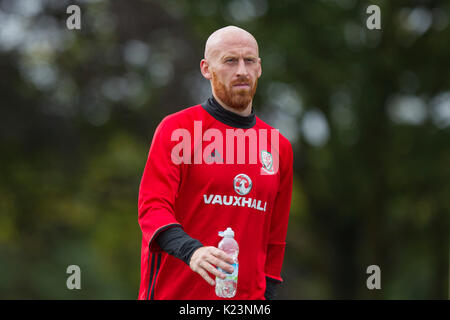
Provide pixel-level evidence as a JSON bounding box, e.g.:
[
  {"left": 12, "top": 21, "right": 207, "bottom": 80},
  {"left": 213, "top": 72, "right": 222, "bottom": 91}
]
[{"left": 205, "top": 38, "right": 262, "bottom": 111}]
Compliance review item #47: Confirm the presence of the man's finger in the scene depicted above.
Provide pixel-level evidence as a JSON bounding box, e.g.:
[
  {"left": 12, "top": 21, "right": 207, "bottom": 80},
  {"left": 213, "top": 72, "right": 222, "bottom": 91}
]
[
  {"left": 210, "top": 247, "right": 234, "bottom": 264},
  {"left": 207, "top": 255, "right": 234, "bottom": 274},
  {"left": 201, "top": 260, "right": 226, "bottom": 279},
  {"left": 198, "top": 269, "right": 215, "bottom": 286}
]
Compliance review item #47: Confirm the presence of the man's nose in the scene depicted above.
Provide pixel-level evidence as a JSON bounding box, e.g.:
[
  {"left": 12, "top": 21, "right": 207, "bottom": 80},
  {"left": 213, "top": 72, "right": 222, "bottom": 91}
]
[{"left": 236, "top": 58, "right": 249, "bottom": 77}]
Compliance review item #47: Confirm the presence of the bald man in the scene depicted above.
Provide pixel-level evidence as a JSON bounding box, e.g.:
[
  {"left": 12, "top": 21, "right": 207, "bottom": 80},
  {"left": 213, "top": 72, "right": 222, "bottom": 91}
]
[{"left": 138, "top": 26, "right": 293, "bottom": 300}]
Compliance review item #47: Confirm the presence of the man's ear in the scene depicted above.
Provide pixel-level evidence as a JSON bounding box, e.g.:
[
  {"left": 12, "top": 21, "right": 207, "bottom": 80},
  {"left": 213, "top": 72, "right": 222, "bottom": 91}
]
[
  {"left": 257, "top": 57, "right": 262, "bottom": 78},
  {"left": 200, "top": 59, "right": 212, "bottom": 80}
]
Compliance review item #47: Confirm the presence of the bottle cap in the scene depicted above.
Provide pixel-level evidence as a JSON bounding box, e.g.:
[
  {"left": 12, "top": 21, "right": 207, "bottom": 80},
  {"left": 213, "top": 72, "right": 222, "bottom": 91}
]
[{"left": 218, "top": 227, "right": 235, "bottom": 238}]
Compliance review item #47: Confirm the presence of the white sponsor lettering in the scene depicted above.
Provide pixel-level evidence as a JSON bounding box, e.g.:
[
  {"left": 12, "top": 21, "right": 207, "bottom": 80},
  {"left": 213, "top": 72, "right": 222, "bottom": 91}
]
[
  {"left": 256, "top": 200, "right": 264, "bottom": 211},
  {"left": 204, "top": 194, "right": 267, "bottom": 212},
  {"left": 203, "top": 194, "right": 213, "bottom": 204},
  {"left": 212, "top": 194, "right": 223, "bottom": 205},
  {"left": 223, "top": 195, "right": 233, "bottom": 205}
]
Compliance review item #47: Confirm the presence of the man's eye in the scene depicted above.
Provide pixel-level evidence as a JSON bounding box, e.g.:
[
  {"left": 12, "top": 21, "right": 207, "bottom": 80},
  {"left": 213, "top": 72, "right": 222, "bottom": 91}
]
[
  {"left": 225, "top": 58, "right": 236, "bottom": 63},
  {"left": 245, "top": 58, "right": 255, "bottom": 63}
]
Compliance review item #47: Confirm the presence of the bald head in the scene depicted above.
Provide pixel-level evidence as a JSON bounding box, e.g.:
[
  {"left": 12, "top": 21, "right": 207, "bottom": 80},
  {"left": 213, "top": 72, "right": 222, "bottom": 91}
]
[{"left": 204, "top": 26, "right": 259, "bottom": 62}]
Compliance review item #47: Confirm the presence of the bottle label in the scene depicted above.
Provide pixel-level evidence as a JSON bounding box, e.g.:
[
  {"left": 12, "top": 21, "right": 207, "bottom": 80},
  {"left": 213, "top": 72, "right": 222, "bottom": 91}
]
[{"left": 218, "top": 263, "right": 238, "bottom": 281}]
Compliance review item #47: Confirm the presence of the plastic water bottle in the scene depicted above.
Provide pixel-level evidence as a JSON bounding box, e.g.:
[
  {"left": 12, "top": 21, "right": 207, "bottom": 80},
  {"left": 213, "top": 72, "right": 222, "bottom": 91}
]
[{"left": 215, "top": 227, "right": 239, "bottom": 298}]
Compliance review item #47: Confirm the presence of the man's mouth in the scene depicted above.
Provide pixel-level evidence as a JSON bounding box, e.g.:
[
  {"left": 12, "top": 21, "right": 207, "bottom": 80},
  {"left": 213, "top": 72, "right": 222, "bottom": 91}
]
[{"left": 233, "top": 83, "right": 250, "bottom": 88}]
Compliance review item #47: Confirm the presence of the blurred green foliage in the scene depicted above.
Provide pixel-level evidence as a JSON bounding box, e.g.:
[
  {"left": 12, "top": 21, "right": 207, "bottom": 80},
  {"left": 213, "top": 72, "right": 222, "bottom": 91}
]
[{"left": 0, "top": 0, "right": 449, "bottom": 299}]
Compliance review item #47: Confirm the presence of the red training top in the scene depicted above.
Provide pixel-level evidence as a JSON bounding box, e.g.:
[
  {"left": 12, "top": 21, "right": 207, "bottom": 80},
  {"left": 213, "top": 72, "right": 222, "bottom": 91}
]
[{"left": 138, "top": 101, "right": 293, "bottom": 300}]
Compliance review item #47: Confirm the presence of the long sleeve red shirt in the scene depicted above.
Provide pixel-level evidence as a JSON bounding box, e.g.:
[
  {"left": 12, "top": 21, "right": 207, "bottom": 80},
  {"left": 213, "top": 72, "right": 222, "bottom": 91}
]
[{"left": 138, "top": 98, "right": 293, "bottom": 300}]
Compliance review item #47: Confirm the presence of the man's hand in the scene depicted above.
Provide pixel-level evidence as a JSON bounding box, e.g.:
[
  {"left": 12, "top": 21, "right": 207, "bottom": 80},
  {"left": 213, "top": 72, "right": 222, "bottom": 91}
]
[{"left": 189, "top": 246, "right": 235, "bottom": 286}]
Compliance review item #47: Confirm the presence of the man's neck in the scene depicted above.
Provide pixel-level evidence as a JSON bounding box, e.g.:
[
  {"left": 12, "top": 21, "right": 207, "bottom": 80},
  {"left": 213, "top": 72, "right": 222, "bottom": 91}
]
[{"left": 212, "top": 93, "right": 253, "bottom": 117}]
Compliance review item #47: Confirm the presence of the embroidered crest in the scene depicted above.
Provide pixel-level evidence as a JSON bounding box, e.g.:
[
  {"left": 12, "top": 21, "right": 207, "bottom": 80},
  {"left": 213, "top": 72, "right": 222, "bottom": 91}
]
[{"left": 261, "top": 150, "right": 274, "bottom": 173}]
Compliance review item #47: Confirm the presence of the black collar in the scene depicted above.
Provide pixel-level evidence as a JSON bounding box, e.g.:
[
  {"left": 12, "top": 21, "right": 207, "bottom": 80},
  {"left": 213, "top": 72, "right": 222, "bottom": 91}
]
[{"left": 201, "top": 96, "right": 256, "bottom": 129}]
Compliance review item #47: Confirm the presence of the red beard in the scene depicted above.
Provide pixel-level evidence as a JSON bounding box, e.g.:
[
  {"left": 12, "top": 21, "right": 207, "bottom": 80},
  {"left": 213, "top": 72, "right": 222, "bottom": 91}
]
[{"left": 212, "top": 71, "right": 258, "bottom": 111}]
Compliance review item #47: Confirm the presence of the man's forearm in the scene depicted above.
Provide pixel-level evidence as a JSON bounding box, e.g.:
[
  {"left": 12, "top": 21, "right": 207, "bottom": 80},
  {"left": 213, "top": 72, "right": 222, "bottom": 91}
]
[{"left": 155, "top": 226, "right": 204, "bottom": 265}]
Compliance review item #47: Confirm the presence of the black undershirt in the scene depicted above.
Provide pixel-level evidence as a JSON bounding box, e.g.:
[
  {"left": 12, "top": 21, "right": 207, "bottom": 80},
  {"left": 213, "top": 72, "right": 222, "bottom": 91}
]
[
  {"left": 201, "top": 96, "right": 256, "bottom": 129},
  {"left": 155, "top": 96, "right": 279, "bottom": 299}
]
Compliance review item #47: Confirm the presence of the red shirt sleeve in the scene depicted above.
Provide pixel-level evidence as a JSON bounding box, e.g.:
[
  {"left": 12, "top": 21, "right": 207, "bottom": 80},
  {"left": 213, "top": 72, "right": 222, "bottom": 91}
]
[
  {"left": 138, "top": 117, "right": 182, "bottom": 253},
  {"left": 265, "top": 139, "right": 294, "bottom": 282}
]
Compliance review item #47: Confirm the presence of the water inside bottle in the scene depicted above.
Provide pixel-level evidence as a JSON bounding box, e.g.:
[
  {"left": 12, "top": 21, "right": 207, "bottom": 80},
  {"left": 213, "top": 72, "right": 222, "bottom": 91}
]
[{"left": 215, "top": 228, "right": 239, "bottom": 298}]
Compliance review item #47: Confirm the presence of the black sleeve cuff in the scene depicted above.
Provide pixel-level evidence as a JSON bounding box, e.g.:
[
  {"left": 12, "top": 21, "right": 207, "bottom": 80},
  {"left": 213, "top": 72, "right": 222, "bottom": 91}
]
[
  {"left": 155, "top": 226, "right": 204, "bottom": 266},
  {"left": 264, "top": 277, "right": 280, "bottom": 300}
]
